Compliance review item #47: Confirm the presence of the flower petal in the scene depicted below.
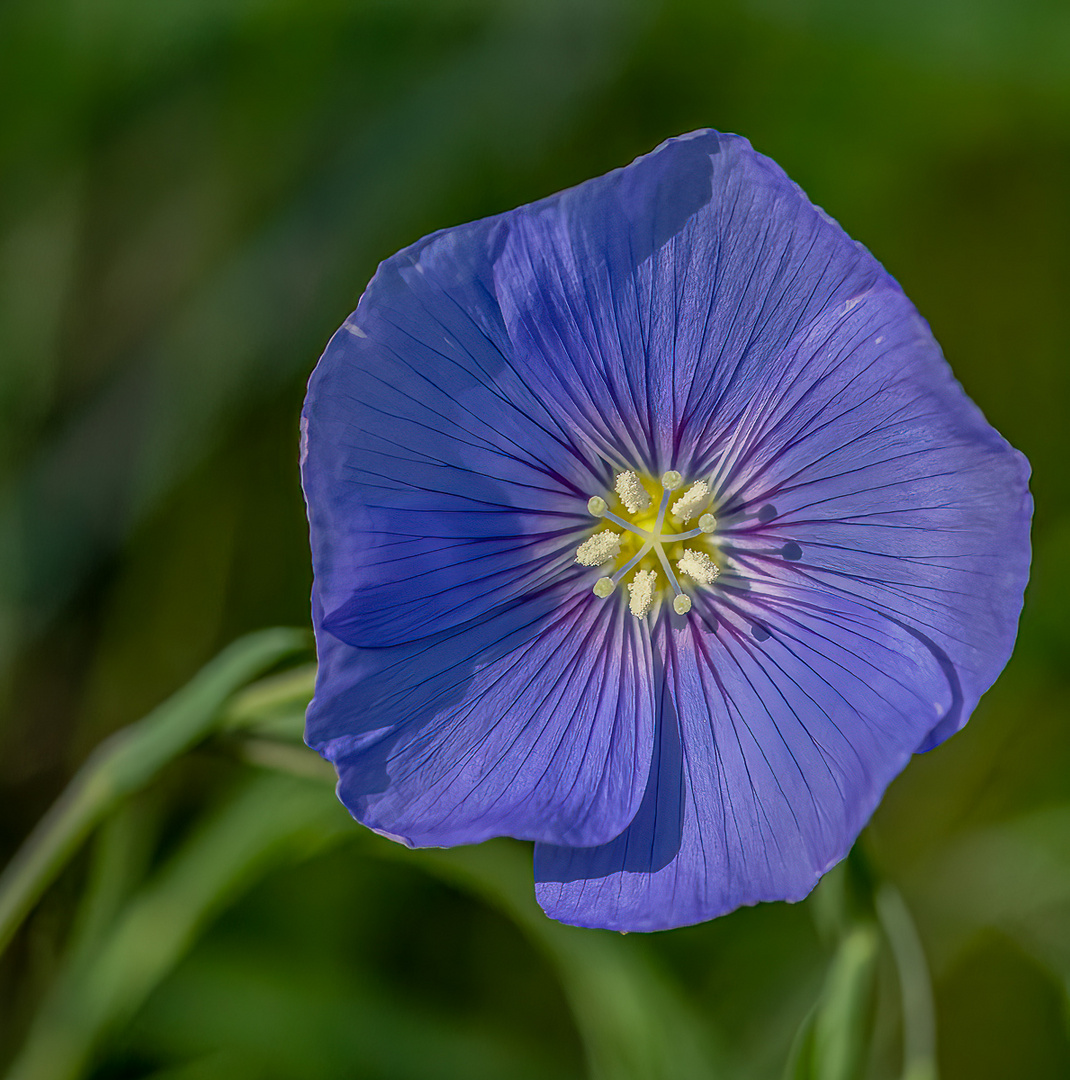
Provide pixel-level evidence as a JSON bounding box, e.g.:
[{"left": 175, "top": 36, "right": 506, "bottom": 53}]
[
  {"left": 491, "top": 130, "right": 890, "bottom": 476},
  {"left": 492, "top": 128, "right": 1028, "bottom": 755},
  {"left": 302, "top": 220, "right": 612, "bottom": 649},
  {"left": 535, "top": 586, "right": 964, "bottom": 931},
  {"left": 691, "top": 284, "right": 1030, "bottom": 749},
  {"left": 307, "top": 585, "right": 656, "bottom": 848}
]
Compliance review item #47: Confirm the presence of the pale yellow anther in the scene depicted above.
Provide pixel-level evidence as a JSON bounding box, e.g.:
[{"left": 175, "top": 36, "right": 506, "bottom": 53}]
[
  {"left": 593, "top": 577, "right": 615, "bottom": 598},
  {"left": 673, "top": 594, "right": 692, "bottom": 615},
  {"left": 660, "top": 470, "right": 683, "bottom": 491},
  {"left": 587, "top": 496, "right": 607, "bottom": 517},
  {"left": 615, "top": 471, "right": 652, "bottom": 515},
  {"left": 698, "top": 512, "right": 716, "bottom": 533},
  {"left": 628, "top": 569, "right": 657, "bottom": 618},
  {"left": 677, "top": 548, "right": 719, "bottom": 585},
  {"left": 575, "top": 530, "right": 622, "bottom": 567},
  {"left": 671, "top": 481, "right": 711, "bottom": 522}
]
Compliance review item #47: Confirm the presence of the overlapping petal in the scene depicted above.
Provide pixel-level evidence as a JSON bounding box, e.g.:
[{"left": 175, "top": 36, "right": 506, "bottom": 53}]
[
  {"left": 535, "top": 582, "right": 961, "bottom": 931},
  {"left": 703, "top": 294, "right": 1031, "bottom": 750},
  {"left": 307, "top": 583, "right": 656, "bottom": 848},
  {"left": 493, "top": 131, "right": 889, "bottom": 476},
  {"left": 302, "top": 219, "right": 610, "bottom": 650}
]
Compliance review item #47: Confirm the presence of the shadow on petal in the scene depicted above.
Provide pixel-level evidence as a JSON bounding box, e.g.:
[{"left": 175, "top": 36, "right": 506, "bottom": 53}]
[
  {"left": 534, "top": 646, "right": 685, "bottom": 882},
  {"left": 310, "top": 584, "right": 658, "bottom": 851}
]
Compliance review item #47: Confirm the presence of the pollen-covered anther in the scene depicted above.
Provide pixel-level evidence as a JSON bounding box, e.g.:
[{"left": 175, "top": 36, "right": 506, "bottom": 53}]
[
  {"left": 615, "top": 471, "right": 652, "bottom": 515},
  {"left": 677, "top": 549, "right": 719, "bottom": 585},
  {"left": 575, "top": 530, "right": 622, "bottom": 566},
  {"left": 671, "top": 481, "right": 710, "bottom": 522},
  {"left": 627, "top": 569, "right": 657, "bottom": 618}
]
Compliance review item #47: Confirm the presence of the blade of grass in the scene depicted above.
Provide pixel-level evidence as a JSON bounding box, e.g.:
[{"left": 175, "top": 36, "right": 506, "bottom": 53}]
[
  {"left": 220, "top": 662, "right": 316, "bottom": 741},
  {"left": 784, "top": 923, "right": 880, "bottom": 1080},
  {"left": 5, "top": 771, "right": 348, "bottom": 1080},
  {"left": 0, "top": 628, "right": 309, "bottom": 957},
  {"left": 812, "top": 923, "right": 880, "bottom": 1080}
]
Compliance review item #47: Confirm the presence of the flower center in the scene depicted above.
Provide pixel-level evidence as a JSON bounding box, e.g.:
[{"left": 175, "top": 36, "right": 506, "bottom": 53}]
[{"left": 576, "top": 470, "right": 720, "bottom": 618}]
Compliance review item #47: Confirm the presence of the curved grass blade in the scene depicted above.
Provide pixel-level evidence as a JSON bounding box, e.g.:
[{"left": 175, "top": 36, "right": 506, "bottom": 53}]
[
  {"left": 0, "top": 628, "right": 309, "bottom": 957},
  {"left": 5, "top": 771, "right": 348, "bottom": 1080},
  {"left": 784, "top": 923, "right": 880, "bottom": 1080},
  {"left": 221, "top": 662, "right": 316, "bottom": 743},
  {"left": 875, "top": 886, "right": 937, "bottom": 1080}
]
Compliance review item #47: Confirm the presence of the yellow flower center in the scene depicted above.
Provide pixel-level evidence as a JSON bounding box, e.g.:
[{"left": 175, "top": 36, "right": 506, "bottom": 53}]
[{"left": 575, "top": 470, "right": 721, "bottom": 618}]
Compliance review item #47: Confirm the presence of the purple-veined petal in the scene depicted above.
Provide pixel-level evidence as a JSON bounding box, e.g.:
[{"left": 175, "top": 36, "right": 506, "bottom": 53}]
[
  {"left": 686, "top": 279, "right": 1030, "bottom": 749},
  {"left": 535, "top": 583, "right": 964, "bottom": 932},
  {"left": 303, "top": 220, "right": 614, "bottom": 650},
  {"left": 307, "top": 583, "right": 656, "bottom": 849},
  {"left": 493, "top": 130, "right": 889, "bottom": 477}
]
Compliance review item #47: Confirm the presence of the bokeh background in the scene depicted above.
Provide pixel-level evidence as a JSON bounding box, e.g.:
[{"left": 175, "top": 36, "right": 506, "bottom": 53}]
[{"left": 1, "top": 0, "right": 1068, "bottom": 1077}]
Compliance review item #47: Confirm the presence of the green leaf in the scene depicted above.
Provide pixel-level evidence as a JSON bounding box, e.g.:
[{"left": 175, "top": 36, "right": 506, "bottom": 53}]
[
  {"left": 785, "top": 923, "right": 880, "bottom": 1080},
  {"left": 5, "top": 770, "right": 348, "bottom": 1080},
  {"left": 0, "top": 628, "right": 309, "bottom": 958}
]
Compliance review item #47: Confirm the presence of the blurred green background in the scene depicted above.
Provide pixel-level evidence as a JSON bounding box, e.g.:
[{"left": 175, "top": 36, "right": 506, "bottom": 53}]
[{"left": 1, "top": 0, "right": 1068, "bottom": 1077}]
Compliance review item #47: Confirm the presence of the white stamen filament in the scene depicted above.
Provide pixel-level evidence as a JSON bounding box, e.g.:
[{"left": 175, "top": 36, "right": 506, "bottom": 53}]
[
  {"left": 575, "top": 530, "right": 622, "bottom": 566},
  {"left": 671, "top": 481, "right": 710, "bottom": 522},
  {"left": 653, "top": 543, "right": 684, "bottom": 597},
  {"left": 615, "top": 471, "right": 652, "bottom": 514},
  {"left": 678, "top": 548, "right": 719, "bottom": 585},
  {"left": 628, "top": 569, "right": 657, "bottom": 618},
  {"left": 611, "top": 541, "right": 652, "bottom": 584}
]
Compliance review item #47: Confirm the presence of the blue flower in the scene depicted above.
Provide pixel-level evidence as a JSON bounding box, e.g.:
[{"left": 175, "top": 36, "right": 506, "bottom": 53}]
[{"left": 300, "top": 131, "right": 1031, "bottom": 931}]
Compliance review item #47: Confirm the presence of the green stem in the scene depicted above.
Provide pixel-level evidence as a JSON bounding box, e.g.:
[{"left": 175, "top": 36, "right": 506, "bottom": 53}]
[{"left": 876, "top": 885, "right": 938, "bottom": 1080}]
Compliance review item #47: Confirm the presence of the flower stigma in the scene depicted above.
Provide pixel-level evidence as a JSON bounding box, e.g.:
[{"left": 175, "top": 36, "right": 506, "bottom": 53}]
[{"left": 579, "top": 469, "right": 720, "bottom": 618}]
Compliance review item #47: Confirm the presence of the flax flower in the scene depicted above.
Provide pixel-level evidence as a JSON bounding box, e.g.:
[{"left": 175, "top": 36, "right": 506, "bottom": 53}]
[{"left": 300, "top": 131, "right": 1030, "bottom": 931}]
